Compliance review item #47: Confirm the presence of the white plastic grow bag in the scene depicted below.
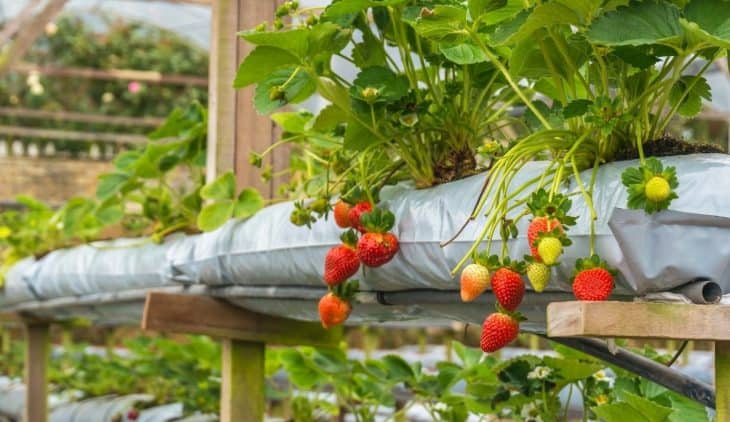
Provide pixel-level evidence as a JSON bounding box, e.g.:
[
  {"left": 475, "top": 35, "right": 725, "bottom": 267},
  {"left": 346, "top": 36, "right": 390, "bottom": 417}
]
[{"left": 0, "top": 154, "right": 729, "bottom": 323}]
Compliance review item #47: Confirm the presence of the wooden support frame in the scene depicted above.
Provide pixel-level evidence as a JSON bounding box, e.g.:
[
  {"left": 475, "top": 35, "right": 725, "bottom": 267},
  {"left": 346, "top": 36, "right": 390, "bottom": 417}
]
[
  {"left": 11, "top": 63, "right": 208, "bottom": 86},
  {"left": 547, "top": 301, "right": 730, "bottom": 420},
  {"left": 23, "top": 320, "right": 49, "bottom": 422},
  {"left": 141, "top": 292, "right": 341, "bottom": 421}
]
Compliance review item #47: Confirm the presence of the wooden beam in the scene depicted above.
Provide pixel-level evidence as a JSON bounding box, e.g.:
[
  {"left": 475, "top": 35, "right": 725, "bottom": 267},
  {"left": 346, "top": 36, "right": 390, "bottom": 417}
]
[
  {"left": 717, "top": 342, "right": 730, "bottom": 421},
  {"left": 24, "top": 322, "right": 49, "bottom": 422},
  {"left": 206, "top": 0, "right": 282, "bottom": 197},
  {"left": 221, "top": 339, "right": 265, "bottom": 421},
  {"left": 547, "top": 301, "right": 730, "bottom": 340},
  {"left": 0, "top": 0, "right": 43, "bottom": 47},
  {"left": 141, "top": 292, "right": 341, "bottom": 347},
  {"left": 11, "top": 63, "right": 208, "bottom": 86},
  {"left": 0, "top": 107, "right": 164, "bottom": 127},
  {"left": 0, "top": 125, "right": 147, "bottom": 145},
  {"left": 0, "top": 0, "right": 68, "bottom": 75}
]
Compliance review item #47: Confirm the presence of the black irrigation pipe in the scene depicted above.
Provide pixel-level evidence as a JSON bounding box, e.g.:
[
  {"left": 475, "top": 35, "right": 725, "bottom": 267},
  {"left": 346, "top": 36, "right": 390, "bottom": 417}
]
[
  {"left": 543, "top": 335, "right": 715, "bottom": 409},
  {"left": 372, "top": 288, "right": 717, "bottom": 409}
]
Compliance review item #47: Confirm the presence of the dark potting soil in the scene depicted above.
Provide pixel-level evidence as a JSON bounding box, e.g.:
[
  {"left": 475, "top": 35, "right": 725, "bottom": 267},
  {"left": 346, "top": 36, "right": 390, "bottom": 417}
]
[{"left": 613, "top": 135, "right": 725, "bottom": 161}]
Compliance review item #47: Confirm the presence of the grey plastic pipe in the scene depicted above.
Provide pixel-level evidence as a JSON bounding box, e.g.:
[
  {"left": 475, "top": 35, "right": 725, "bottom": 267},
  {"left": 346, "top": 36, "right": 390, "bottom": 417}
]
[{"left": 672, "top": 278, "right": 723, "bottom": 304}]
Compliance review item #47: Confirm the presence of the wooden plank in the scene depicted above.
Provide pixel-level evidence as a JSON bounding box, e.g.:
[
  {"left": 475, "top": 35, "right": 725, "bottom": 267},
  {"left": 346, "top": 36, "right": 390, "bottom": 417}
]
[
  {"left": 221, "top": 339, "right": 264, "bottom": 422},
  {"left": 0, "top": 0, "right": 68, "bottom": 75},
  {"left": 11, "top": 63, "right": 208, "bottom": 86},
  {"left": 547, "top": 301, "right": 730, "bottom": 340},
  {"left": 24, "top": 322, "right": 49, "bottom": 422},
  {"left": 0, "top": 125, "right": 147, "bottom": 144},
  {"left": 717, "top": 342, "right": 730, "bottom": 421},
  {"left": 206, "top": 0, "right": 281, "bottom": 197},
  {"left": 0, "top": 0, "right": 43, "bottom": 46},
  {"left": 0, "top": 107, "right": 164, "bottom": 127},
  {"left": 141, "top": 292, "right": 341, "bottom": 347}
]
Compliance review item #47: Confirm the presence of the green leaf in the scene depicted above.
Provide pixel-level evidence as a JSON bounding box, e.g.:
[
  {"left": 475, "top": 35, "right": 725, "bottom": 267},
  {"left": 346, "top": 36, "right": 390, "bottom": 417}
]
[
  {"left": 586, "top": 1, "right": 682, "bottom": 47},
  {"left": 594, "top": 403, "right": 652, "bottom": 422},
  {"left": 96, "top": 173, "right": 129, "bottom": 200},
  {"left": 324, "top": 0, "right": 404, "bottom": 17},
  {"left": 95, "top": 204, "right": 124, "bottom": 226},
  {"left": 468, "top": 0, "right": 506, "bottom": 20},
  {"left": 254, "top": 66, "right": 316, "bottom": 114},
  {"left": 201, "top": 172, "right": 235, "bottom": 201},
  {"left": 343, "top": 118, "right": 374, "bottom": 151},
  {"left": 682, "top": 0, "right": 730, "bottom": 49},
  {"left": 479, "top": 0, "right": 525, "bottom": 25},
  {"left": 240, "top": 29, "right": 310, "bottom": 58},
  {"left": 410, "top": 5, "right": 468, "bottom": 42},
  {"left": 197, "top": 201, "right": 234, "bottom": 232},
  {"left": 313, "top": 104, "right": 346, "bottom": 132},
  {"left": 271, "top": 111, "right": 312, "bottom": 133},
  {"left": 381, "top": 355, "right": 415, "bottom": 382},
  {"left": 352, "top": 29, "right": 387, "bottom": 67},
  {"left": 669, "top": 75, "right": 711, "bottom": 117},
  {"left": 317, "top": 77, "right": 351, "bottom": 113},
  {"left": 563, "top": 99, "right": 593, "bottom": 118},
  {"left": 624, "top": 392, "right": 675, "bottom": 421},
  {"left": 351, "top": 66, "right": 409, "bottom": 102},
  {"left": 233, "top": 46, "right": 299, "bottom": 88},
  {"left": 440, "top": 42, "right": 487, "bottom": 64},
  {"left": 233, "top": 188, "right": 264, "bottom": 219},
  {"left": 667, "top": 393, "right": 710, "bottom": 422},
  {"left": 495, "top": 3, "right": 582, "bottom": 45},
  {"left": 543, "top": 356, "right": 602, "bottom": 383}
]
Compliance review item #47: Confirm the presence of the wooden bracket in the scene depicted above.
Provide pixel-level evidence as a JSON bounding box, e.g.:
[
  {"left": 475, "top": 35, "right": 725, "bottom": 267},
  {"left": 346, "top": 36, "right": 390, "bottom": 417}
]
[
  {"left": 23, "top": 321, "right": 49, "bottom": 422},
  {"left": 142, "top": 291, "right": 340, "bottom": 422},
  {"left": 547, "top": 301, "right": 730, "bottom": 421}
]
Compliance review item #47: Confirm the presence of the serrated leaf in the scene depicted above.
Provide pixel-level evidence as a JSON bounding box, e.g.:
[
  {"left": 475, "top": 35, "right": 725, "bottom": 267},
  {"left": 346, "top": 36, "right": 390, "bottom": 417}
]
[
  {"left": 381, "top": 355, "right": 415, "bottom": 382},
  {"left": 410, "top": 5, "right": 468, "bottom": 42},
  {"left": 594, "top": 402, "right": 652, "bottom": 422},
  {"left": 324, "top": 0, "right": 405, "bottom": 17},
  {"left": 440, "top": 42, "right": 487, "bottom": 64},
  {"left": 240, "top": 29, "right": 309, "bottom": 58},
  {"left": 682, "top": 0, "right": 730, "bottom": 49},
  {"left": 197, "top": 201, "right": 234, "bottom": 232},
  {"left": 468, "top": 0, "right": 506, "bottom": 19},
  {"left": 586, "top": 1, "right": 682, "bottom": 47},
  {"left": 201, "top": 172, "right": 235, "bottom": 201},
  {"left": 271, "top": 111, "right": 312, "bottom": 134},
  {"left": 669, "top": 75, "right": 711, "bottom": 117},
  {"left": 495, "top": 3, "right": 581, "bottom": 45},
  {"left": 623, "top": 391, "right": 675, "bottom": 421},
  {"left": 234, "top": 46, "right": 300, "bottom": 88},
  {"left": 313, "top": 104, "right": 346, "bottom": 132},
  {"left": 563, "top": 99, "right": 593, "bottom": 118},
  {"left": 343, "top": 118, "right": 374, "bottom": 151},
  {"left": 254, "top": 66, "right": 316, "bottom": 114},
  {"left": 351, "top": 66, "right": 409, "bottom": 102},
  {"left": 234, "top": 188, "right": 264, "bottom": 219},
  {"left": 96, "top": 173, "right": 129, "bottom": 200},
  {"left": 95, "top": 204, "right": 124, "bottom": 226}
]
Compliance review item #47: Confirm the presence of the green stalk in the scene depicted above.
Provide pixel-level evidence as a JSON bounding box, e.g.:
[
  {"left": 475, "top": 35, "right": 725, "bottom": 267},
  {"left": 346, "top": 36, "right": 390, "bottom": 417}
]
[{"left": 655, "top": 55, "right": 717, "bottom": 134}]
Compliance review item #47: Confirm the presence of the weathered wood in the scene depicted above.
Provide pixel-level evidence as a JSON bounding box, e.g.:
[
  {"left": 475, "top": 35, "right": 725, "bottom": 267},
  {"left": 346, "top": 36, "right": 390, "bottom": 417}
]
[
  {"left": 221, "top": 339, "right": 265, "bottom": 422},
  {"left": 0, "top": 125, "right": 147, "bottom": 145},
  {"left": 717, "top": 342, "right": 730, "bottom": 421},
  {"left": 0, "top": 0, "right": 43, "bottom": 47},
  {"left": 24, "top": 322, "right": 49, "bottom": 422},
  {"left": 206, "top": 0, "right": 281, "bottom": 197},
  {"left": 0, "top": 107, "right": 164, "bottom": 127},
  {"left": 141, "top": 292, "right": 341, "bottom": 347},
  {"left": 0, "top": 0, "right": 68, "bottom": 75},
  {"left": 12, "top": 63, "right": 207, "bottom": 86},
  {"left": 547, "top": 301, "right": 730, "bottom": 340}
]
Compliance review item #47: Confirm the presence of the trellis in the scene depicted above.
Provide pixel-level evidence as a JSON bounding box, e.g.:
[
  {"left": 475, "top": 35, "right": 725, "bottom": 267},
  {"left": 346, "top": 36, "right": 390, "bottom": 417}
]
[{"left": 1, "top": 1, "right": 729, "bottom": 422}]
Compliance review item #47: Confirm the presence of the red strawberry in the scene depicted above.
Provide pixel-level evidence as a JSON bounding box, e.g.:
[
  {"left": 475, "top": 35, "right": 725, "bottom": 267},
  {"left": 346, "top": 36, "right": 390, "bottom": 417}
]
[
  {"left": 573, "top": 268, "right": 614, "bottom": 301},
  {"left": 358, "top": 232, "right": 399, "bottom": 267},
  {"left": 571, "top": 255, "right": 615, "bottom": 301},
  {"left": 318, "top": 292, "right": 352, "bottom": 328},
  {"left": 348, "top": 201, "right": 373, "bottom": 233},
  {"left": 480, "top": 312, "right": 520, "bottom": 353},
  {"left": 460, "top": 263, "right": 490, "bottom": 302},
  {"left": 127, "top": 409, "right": 139, "bottom": 421},
  {"left": 491, "top": 267, "right": 525, "bottom": 311},
  {"left": 528, "top": 216, "right": 563, "bottom": 260},
  {"left": 333, "top": 200, "right": 351, "bottom": 228},
  {"left": 324, "top": 245, "right": 359, "bottom": 286}
]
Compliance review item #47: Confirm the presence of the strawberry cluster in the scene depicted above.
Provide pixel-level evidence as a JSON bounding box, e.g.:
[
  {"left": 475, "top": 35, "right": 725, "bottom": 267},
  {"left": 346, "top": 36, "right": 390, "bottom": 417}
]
[
  {"left": 460, "top": 189, "right": 617, "bottom": 354},
  {"left": 318, "top": 200, "right": 400, "bottom": 329}
]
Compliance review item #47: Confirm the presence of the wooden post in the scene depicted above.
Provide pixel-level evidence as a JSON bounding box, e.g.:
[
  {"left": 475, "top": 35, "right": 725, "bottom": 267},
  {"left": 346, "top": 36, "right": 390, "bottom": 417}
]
[
  {"left": 717, "top": 342, "right": 730, "bottom": 421},
  {"left": 221, "top": 339, "right": 265, "bottom": 421},
  {"left": 24, "top": 322, "right": 49, "bottom": 422}
]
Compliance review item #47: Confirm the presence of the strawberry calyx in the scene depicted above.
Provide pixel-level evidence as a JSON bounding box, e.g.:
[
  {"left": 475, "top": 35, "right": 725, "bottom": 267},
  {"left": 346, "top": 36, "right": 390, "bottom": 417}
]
[
  {"left": 527, "top": 189, "right": 577, "bottom": 227},
  {"left": 532, "top": 228, "right": 572, "bottom": 248},
  {"left": 571, "top": 255, "right": 617, "bottom": 281},
  {"left": 495, "top": 303, "right": 527, "bottom": 322},
  {"left": 621, "top": 157, "right": 678, "bottom": 214},
  {"left": 331, "top": 279, "right": 359, "bottom": 301},
  {"left": 471, "top": 250, "right": 491, "bottom": 267},
  {"left": 340, "top": 229, "right": 359, "bottom": 248},
  {"left": 360, "top": 208, "right": 395, "bottom": 233},
  {"left": 484, "top": 255, "right": 525, "bottom": 274}
]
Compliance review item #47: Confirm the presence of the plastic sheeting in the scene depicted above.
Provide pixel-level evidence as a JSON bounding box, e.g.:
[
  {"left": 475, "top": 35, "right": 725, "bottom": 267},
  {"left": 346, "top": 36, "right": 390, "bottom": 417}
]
[{"left": 0, "top": 154, "right": 729, "bottom": 324}]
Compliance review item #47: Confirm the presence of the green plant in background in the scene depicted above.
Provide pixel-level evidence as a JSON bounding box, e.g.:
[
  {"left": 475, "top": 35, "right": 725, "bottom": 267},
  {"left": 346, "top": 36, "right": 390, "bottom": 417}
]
[
  {"left": 0, "top": 333, "right": 708, "bottom": 420},
  {"left": 0, "top": 13, "right": 208, "bottom": 156}
]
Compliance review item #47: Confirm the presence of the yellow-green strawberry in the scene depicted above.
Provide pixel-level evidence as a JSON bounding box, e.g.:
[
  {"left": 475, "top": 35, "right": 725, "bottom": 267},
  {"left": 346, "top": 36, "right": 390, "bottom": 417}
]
[
  {"left": 645, "top": 176, "right": 671, "bottom": 203},
  {"left": 537, "top": 236, "right": 563, "bottom": 265},
  {"left": 460, "top": 263, "right": 490, "bottom": 302},
  {"left": 526, "top": 262, "right": 550, "bottom": 292}
]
